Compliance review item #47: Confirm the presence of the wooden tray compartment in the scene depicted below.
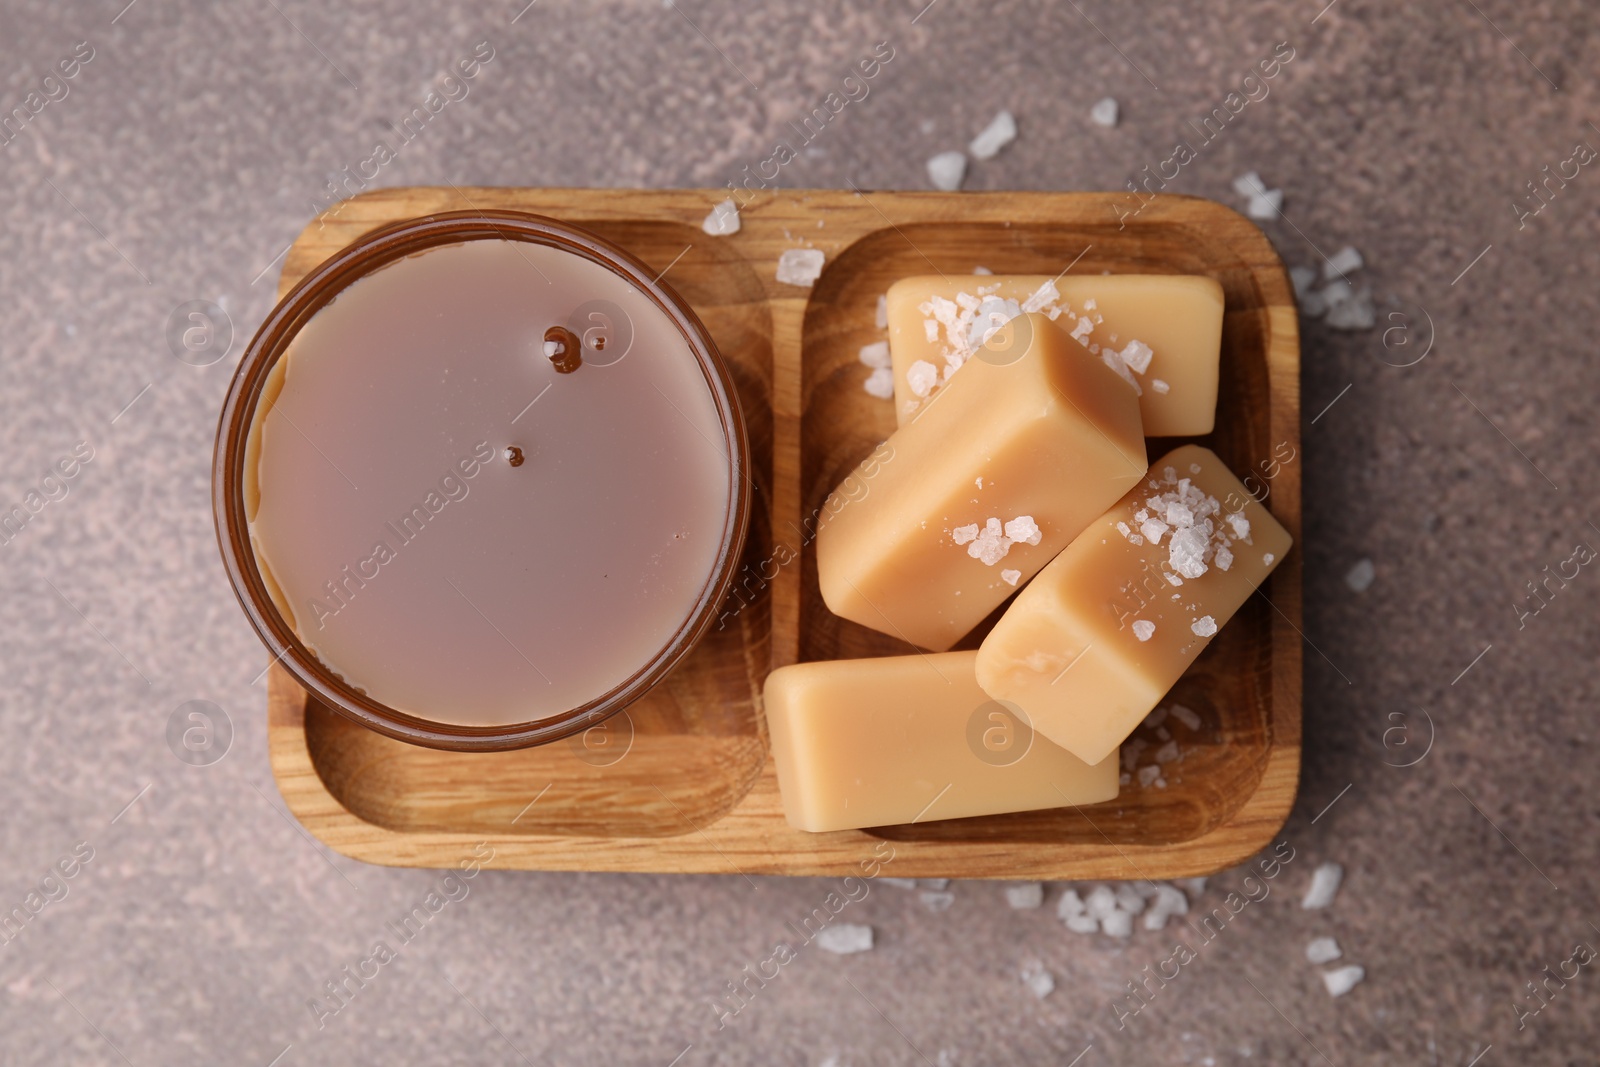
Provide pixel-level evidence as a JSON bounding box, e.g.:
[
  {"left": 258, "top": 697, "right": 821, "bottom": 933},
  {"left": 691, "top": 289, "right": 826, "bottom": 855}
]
[{"left": 267, "top": 187, "right": 1301, "bottom": 878}]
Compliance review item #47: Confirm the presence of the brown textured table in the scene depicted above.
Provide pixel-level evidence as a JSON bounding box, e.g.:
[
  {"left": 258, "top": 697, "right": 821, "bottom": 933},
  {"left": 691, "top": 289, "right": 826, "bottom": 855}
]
[{"left": 0, "top": 2, "right": 1595, "bottom": 1064}]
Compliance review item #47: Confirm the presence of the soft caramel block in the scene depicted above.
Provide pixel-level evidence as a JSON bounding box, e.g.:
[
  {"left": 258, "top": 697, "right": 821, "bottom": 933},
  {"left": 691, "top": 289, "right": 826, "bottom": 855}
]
[
  {"left": 816, "top": 313, "right": 1146, "bottom": 651},
  {"left": 764, "top": 651, "right": 1119, "bottom": 833},
  {"left": 975, "top": 445, "right": 1292, "bottom": 766},
  {"left": 885, "top": 274, "right": 1225, "bottom": 435}
]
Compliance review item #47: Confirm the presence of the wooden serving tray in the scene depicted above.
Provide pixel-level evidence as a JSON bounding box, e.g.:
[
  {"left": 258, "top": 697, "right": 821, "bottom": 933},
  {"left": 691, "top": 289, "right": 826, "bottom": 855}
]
[{"left": 266, "top": 187, "right": 1301, "bottom": 878}]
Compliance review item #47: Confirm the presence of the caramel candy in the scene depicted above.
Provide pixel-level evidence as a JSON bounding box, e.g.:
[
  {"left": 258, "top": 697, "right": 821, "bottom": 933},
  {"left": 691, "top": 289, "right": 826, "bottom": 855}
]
[
  {"left": 885, "top": 274, "right": 1224, "bottom": 436},
  {"left": 816, "top": 313, "right": 1145, "bottom": 651},
  {"left": 975, "top": 445, "right": 1292, "bottom": 765},
  {"left": 765, "top": 651, "right": 1119, "bottom": 833}
]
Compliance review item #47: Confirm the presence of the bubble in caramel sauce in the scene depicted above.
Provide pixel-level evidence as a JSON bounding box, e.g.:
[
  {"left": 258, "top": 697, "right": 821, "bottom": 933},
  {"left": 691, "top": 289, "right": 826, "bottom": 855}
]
[
  {"left": 543, "top": 325, "right": 582, "bottom": 373},
  {"left": 504, "top": 445, "right": 525, "bottom": 467}
]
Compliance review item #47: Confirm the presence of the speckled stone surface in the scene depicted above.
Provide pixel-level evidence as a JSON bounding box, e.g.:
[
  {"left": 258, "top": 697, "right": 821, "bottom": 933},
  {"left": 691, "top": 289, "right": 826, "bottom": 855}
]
[{"left": 1, "top": 1, "right": 1597, "bottom": 1064}]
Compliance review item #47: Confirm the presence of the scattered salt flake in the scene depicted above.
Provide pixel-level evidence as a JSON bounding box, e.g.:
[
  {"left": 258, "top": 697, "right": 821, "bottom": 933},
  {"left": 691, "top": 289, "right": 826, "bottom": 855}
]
[
  {"left": 968, "top": 110, "right": 1017, "bottom": 161},
  {"left": 907, "top": 359, "right": 940, "bottom": 397},
  {"left": 1214, "top": 545, "right": 1233, "bottom": 571},
  {"left": 1345, "top": 558, "right": 1375, "bottom": 593},
  {"left": 1142, "top": 706, "right": 1168, "bottom": 729},
  {"left": 1322, "top": 965, "right": 1364, "bottom": 997},
  {"left": 1003, "top": 516, "right": 1041, "bottom": 545},
  {"left": 1064, "top": 913, "right": 1099, "bottom": 934},
  {"left": 858, "top": 341, "right": 891, "bottom": 369},
  {"left": 1056, "top": 888, "right": 1085, "bottom": 918},
  {"left": 1100, "top": 349, "right": 1142, "bottom": 394},
  {"left": 1169, "top": 527, "right": 1210, "bottom": 578},
  {"left": 967, "top": 517, "right": 1012, "bottom": 565},
  {"left": 1150, "top": 378, "right": 1170, "bottom": 394},
  {"left": 923, "top": 319, "right": 940, "bottom": 343},
  {"left": 1190, "top": 615, "right": 1218, "bottom": 637},
  {"left": 1000, "top": 568, "right": 1021, "bottom": 587},
  {"left": 1169, "top": 704, "right": 1202, "bottom": 731},
  {"left": 1005, "top": 882, "right": 1044, "bottom": 909},
  {"left": 1070, "top": 315, "right": 1095, "bottom": 343},
  {"left": 1302, "top": 863, "right": 1343, "bottom": 910},
  {"left": 921, "top": 891, "right": 956, "bottom": 911},
  {"left": 1154, "top": 740, "right": 1179, "bottom": 763},
  {"left": 1323, "top": 246, "right": 1364, "bottom": 280},
  {"left": 1290, "top": 265, "right": 1318, "bottom": 297},
  {"left": 1112, "top": 885, "right": 1145, "bottom": 914},
  {"left": 1325, "top": 288, "right": 1376, "bottom": 330},
  {"left": 1140, "top": 517, "right": 1170, "bottom": 544},
  {"left": 816, "top": 923, "right": 874, "bottom": 954},
  {"left": 1085, "top": 885, "right": 1118, "bottom": 919},
  {"left": 1233, "top": 171, "right": 1268, "bottom": 198},
  {"left": 1226, "top": 512, "right": 1250, "bottom": 540},
  {"left": 776, "top": 248, "right": 825, "bottom": 287},
  {"left": 1100, "top": 910, "right": 1133, "bottom": 938},
  {"left": 1118, "top": 339, "right": 1154, "bottom": 375},
  {"left": 1246, "top": 189, "right": 1283, "bottom": 220},
  {"left": 973, "top": 265, "right": 993, "bottom": 275},
  {"left": 1132, "top": 620, "right": 1156, "bottom": 642},
  {"left": 875, "top": 293, "right": 889, "bottom": 329},
  {"left": 701, "top": 198, "right": 741, "bottom": 236},
  {"left": 1089, "top": 96, "right": 1119, "bottom": 128},
  {"left": 1306, "top": 937, "right": 1343, "bottom": 964},
  {"left": 1020, "top": 964, "right": 1055, "bottom": 999},
  {"left": 1137, "top": 765, "right": 1162, "bottom": 788},
  {"left": 951, "top": 523, "right": 979, "bottom": 545},
  {"left": 927, "top": 150, "right": 967, "bottom": 191},
  {"left": 863, "top": 366, "right": 895, "bottom": 399},
  {"left": 1318, "top": 279, "right": 1353, "bottom": 308},
  {"left": 1020, "top": 279, "right": 1060, "bottom": 314}
]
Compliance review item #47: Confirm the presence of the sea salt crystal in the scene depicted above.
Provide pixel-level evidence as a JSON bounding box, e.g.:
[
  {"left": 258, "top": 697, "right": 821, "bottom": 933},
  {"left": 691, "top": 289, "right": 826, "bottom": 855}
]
[
  {"left": 863, "top": 366, "right": 895, "bottom": 398},
  {"left": 1165, "top": 502, "right": 1194, "bottom": 527},
  {"left": 1323, "top": 246, "right": 1364, "bottom": 280},
  {"left": 701, "top": 198, "right": 741, "bottom": 236},
  {"left": 776, "top": 248, "right": 825, "bottom": 286},
  {"left": 1000, "top": 568, "right": 1021, "bottom": 586},
  {"left": 1325, "top": 288, "right": 1376, "bottom": 330},
  {"left": 875, "top": 293, "right": 889, "bottom": 329},
  {"left": 973, "top": 265, "right": 993, "bottom": 275},
  {"left": 1246, "top": 189, "right": 1283, "bottom": 219},
  {"left": 921, "top": 891, "right": 956, "bottom": 911},
  {"left": 951, "top": 523, "right": 980, "bottom": 545},
  {"left": 1302, "top": 863, "right": 1343, "bottom": 909},
  {"left": 880, "top": 877, "right": 918, "bottom": 890},
  {"left": 1100, "top": 910, "right": 1133, "bottom": 938},
  {"left": 1322, "top": 965, "right": 1364, "bottom": 997},
  {"left": 1233, "top": 171, "right": 1268, "bottom": 198},
  {"left": 1142, "top": 707, "right": 1167, "bottom": 729},
  {"left": 1345, "top": 558, "right": 1375, "bottom": 593},
  {"left": 1318, "top": 279, "right": 1353, "bottom": 308},
  {"left": 1056, "top": 888, "right": 1085, "bottom": 918},
  {"left": 969, "top": 110, "right": 1017, "bottom": 160},
  {"left": 858, "top": 341, "right": 891, "bottom": 369},
  {"left": 1020, "top": 279, "right": 1060, "bottom": 314},
  {"left": 1021, "top": 963, "right": 1056, "bottom": 999},
  {"left": 1263, "top": 552, "right": 1275, "bottom": 565},
  {"left": 1118, "top": 339, "right": 1154, "bottom": 375},
  {"left": 1226, "top": 512, "right": 1250, "bottom": 540},
  {"left": 1100, "top": 349, "right": 1142, "bottom": 394},
  {"left": 1169, "top": 528, "right": 1211, "bottom": 578},
  {"left": 1112, "top": 885, "right": 1145, "bottom": 914},
  {"left": 1190, "top": 615, "right": 1218, "bottom": 637},
  {"left": 1154, "top": 740, "right": 1179, "bottom": 763},
  {"left": 1289, "top": 265, "right": 1318, "bottom": 297},
  {"left": 1306, "top": 937, "right": 1342, "bottom": 964},
  {"left": 1169, "top": 704, "right": 1201, "bottom": 731},
  {"left": 1132, "top": 620, "right": 1155, "bottom": 642},
  {"left": 923, "top": 319, "right": 940, "bottom": 343},
  {"left": 1089, "top": 97, "right": 1119, "bottom": 128},
  {"left": 1064, "top": 913, "right": 1100, "bottom": 934},
  {"left": 1085, "top": 885, "right": 1118, "bottom": 919},
  {"left": 1006, "top": 882, "right": 1045, "bottom": 909},
  {"left": 1137, "top": 765, "right": 1161, "bottom": 788},
  {"left": 968, "top": 517, "right": 1012, "bottom": 565},
  {"left": 816, "top": 923, "right": 874, "bottom": 954},
  {"left": 1070, "top": 315, "right": 1095, "bottom": 343},
  {"left": 1214, "top": 545, "right": 1233, "bottom": 571},
  {"left": 1003, "top": 516, "right": 1041, "bottom": 545},
  {"left": 907, "top": 359, "right": 940, "bottom": 397},
  {"left": 1150, "top": 378, "right": 1169, "bottom": 394},
  {"left": 927, "top": 150, "right": 968, "bottom": 191}
]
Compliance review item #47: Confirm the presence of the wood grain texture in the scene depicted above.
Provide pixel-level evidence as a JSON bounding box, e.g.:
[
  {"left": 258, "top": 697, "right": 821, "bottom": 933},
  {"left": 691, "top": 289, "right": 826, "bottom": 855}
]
[{"left": 265, "top": 186, "right": 1301, "bottom": 878}]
